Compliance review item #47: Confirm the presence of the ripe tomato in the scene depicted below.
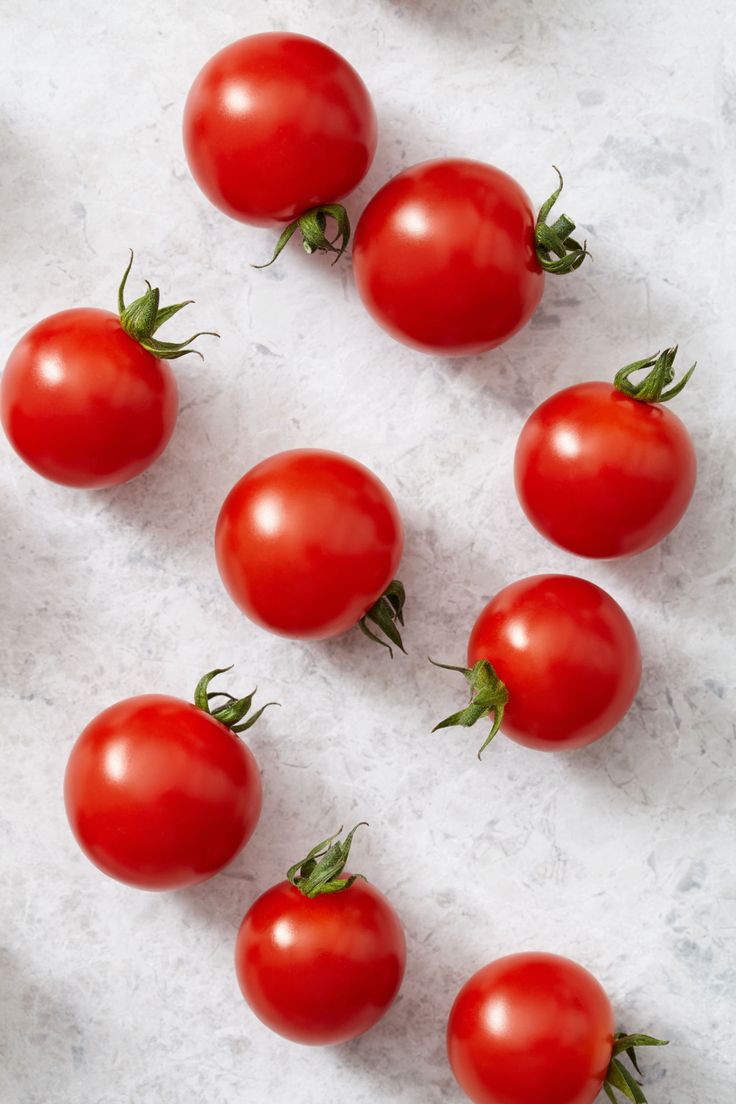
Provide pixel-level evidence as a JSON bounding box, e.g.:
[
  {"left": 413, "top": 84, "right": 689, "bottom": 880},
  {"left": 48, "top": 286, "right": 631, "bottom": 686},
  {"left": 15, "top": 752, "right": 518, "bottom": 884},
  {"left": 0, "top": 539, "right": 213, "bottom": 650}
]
[
  {"left": 64, "top": 668, "right": 272, "bottom": 890},
  {"left": 515, "top": 347, "right": 697, "bottom": 558},
  {"left": 447, "top": 953, "right": 667, "bottom": 1104},
  {"left": 433, "top": 574, "right": 640, "bottom": 754},
  {"left": 183, "top": 33, "right": 377, "bottom": 262},
  {"left": 235, "top": 825, "right": 406, "bottom": 1045},
  {"left": 352, "top": 161, "right": 588, "bottom": 356},
  {"left": 1, "top": 253, "right": 214, "bottom": 488},
  {"left": 215, "top": 449, "right": 406, "bottom": 652}
]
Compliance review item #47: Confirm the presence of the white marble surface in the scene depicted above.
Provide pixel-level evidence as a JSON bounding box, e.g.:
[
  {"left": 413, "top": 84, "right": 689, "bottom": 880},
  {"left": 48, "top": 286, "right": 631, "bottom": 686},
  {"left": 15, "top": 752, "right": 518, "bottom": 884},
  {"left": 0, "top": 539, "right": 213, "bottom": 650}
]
[{"left": 1, "top": 1, "right": 735, "bottom": 1101}]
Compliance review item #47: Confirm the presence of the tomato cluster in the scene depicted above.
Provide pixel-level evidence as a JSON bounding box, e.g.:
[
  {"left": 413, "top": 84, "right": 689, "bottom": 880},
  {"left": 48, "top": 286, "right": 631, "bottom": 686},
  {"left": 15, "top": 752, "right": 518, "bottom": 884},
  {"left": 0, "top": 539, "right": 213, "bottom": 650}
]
[{"left": 2, "top": 28, "right": 688, "bottom": 1104}]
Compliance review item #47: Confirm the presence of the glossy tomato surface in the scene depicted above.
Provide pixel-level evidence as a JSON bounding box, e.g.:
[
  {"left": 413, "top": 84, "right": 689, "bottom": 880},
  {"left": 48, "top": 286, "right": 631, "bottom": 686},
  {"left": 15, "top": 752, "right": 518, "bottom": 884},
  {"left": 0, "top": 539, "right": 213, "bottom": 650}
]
[
  {"left": 64, "top": 695, "right": 262, "bottom": 890},
  {"left": 215, "top": 449, "right": 403, "bottom": 639},
  {"left": 1, "top": 308, "right": 178, "bottom": 488},
  {"left": 447, "top": 953, "right": 615, "bottom": 1104},
  {"left": 235, "top": 878, "right": 406, "bottom": 1044},
  {"left": 352, "top": 159, "right": 544, "bottom": 356},
  {"left": 468, "top": 574, "right": 640, "bottom": 750},
  {"left": 183, "top": 32, "right": 377, "bottom": 226},
  {"left": 515, "top": 381, "right": 697, "bottom": 558}
]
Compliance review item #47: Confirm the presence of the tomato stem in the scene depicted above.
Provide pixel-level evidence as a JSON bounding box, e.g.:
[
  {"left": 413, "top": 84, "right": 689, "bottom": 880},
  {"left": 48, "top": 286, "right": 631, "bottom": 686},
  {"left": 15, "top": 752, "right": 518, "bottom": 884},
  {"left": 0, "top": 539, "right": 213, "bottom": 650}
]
[
  {"left": 287, "top": 823, "right": 368, "bottom": 898},
  {"left": 614, "top": 346, "right": 696, "bottom": 403},
  {"left": 358, "top": 579, "right": 407, "bottom": 658},
  {"left": 193, "top": 666, "right": 279, "bottom": 733},
  {"left": 603, "top": 1032, "right": 668, "bottom": 1102},
  {"left": 430, "top": 658, "right": 509, "bottom": 759},
  {"left": 535, "top": 167, "right": 591, "bottom": 274},
  {"left": 117, "top": 251, "right": 219, "bottom": 359},
  {"left": 252, "top": 203, "right": 351, "bottom": 269}
]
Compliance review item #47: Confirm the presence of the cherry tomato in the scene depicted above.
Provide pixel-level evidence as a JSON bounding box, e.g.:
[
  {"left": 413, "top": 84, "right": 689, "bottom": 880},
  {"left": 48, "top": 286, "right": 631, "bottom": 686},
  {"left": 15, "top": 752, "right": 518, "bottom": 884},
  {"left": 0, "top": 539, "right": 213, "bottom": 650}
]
[
  {"left": 183, "top": 33, "right": 376, "bottom": 261},
  {"left": 515, "top": 347, "right": 697, "bottom": 558},
  {"left": 352, "top": 161, "right": 588, "bottom": 356},
  {"left": 447, "top": 953, "right": 667, "bottom": 1104},
  {"left": 1, "top": 254, "right": 213, "bottom": 488},
  {"left": 434, "top": 574, "right": 640, "bottom": 753},
  {"left": 235, "top": 825, "right": 406, "bottom": 1045},
  {"left": 64, "top": 669, "right": 271, "bottom": 890},
  {"left": 215, "top": 449, "right": 406, "bottom": 650}
]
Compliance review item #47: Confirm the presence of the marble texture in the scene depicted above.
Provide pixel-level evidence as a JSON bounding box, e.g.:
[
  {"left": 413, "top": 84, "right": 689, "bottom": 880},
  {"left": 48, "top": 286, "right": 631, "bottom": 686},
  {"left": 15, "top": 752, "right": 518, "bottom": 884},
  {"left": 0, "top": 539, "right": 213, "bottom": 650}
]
[{"left": 1, "top": 1, "right": 735, "bottom": 1101}]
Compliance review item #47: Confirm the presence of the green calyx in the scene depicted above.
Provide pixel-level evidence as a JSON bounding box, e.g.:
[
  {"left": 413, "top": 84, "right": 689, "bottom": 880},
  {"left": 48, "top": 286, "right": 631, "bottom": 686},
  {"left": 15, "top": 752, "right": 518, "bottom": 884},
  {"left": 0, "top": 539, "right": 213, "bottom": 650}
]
[
  {"left": 603, "top": 1032, "right": 669, "bottom": 1103},
  {"left": 287, "top": 823, "right": 368, "bottom": 898},
  {"left": 358, "top": 580, "right": 407, "bottom": 659},
  {"left": 430, "top": 658, "right": 509, "bottom": 759},
  {"left": 253, "top": 203, "right": 351, "bottom": 269},
  {"left": 535, "top": 167, "right": 591, "bottom": 274},
  {"left": 117, "top": 250, "right": 218, "bottom": 359},
  {"left": 614, "top": 346, "right": 696, "bottom": 403},
  {"left": 193, "top": 666, "right": 278, "bottom": 733}
]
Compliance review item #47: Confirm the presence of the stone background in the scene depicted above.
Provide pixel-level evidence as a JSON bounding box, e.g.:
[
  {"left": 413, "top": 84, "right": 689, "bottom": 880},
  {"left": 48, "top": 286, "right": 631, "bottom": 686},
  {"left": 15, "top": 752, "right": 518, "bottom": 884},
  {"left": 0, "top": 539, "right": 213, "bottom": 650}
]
[{"left": 1, "top": 1, "right": 734, "bottom": 1101}]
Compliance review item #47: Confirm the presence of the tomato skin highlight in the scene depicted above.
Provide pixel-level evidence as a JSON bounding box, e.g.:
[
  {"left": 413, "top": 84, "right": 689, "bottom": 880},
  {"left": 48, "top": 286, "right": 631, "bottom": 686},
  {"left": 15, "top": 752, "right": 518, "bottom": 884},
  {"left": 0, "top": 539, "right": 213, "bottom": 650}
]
[
  {"left": 215, "top": 449, "right": 404, "bottom": 640},
  {"left": 235, "top": 877, "right": 406, "bottom": 1045},
  {"left": 64, "top": 695, "right": 262, "bottom": 890},
  {"left": 183, "top": 32, "right": 377, "bottom": 226},
  {"left": 447, "top": 953, "right": 615, "bottom": 1104},
  {"left": 1, "top": 308, "right": 178, "bottom": 488},
  {"left": 467, "top": 574, "right": 640, "bottom": 751},
  {"left": 352, "top": 159, "right": 544, "bottom": 356},
  {"left": 514, "top": 381, "right": 697, "bottom": 558}
]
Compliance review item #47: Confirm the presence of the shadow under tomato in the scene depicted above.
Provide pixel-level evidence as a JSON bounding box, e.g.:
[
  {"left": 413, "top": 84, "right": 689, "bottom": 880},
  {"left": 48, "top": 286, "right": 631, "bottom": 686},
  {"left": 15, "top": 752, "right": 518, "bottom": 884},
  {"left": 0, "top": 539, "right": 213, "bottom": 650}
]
[
  {"left": 169, "top": 706, "right": 350, "bottom": 938},
  {"left": 600, "top": 433, "right": 734, "bottom": 601},
  {"left": 320, "top": 886, "right": 476, "bottom": 1104},
  {"left": 304, "top": 501, "right": 509, "bottom": 681},
  {"left": 557, "top": 657, "right": 733, "bottom": 829},
  {"left": 246, "top": 96, "right": 440, "bottom": 296}
]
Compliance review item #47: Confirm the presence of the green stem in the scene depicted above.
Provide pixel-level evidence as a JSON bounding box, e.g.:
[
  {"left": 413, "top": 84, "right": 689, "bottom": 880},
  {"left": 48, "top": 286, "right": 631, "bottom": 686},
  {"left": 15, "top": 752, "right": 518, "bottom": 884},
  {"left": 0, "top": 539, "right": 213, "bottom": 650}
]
[
  {"left": 193, "top": 666, "right": 278, "bottom": 733},
  {"left": 358, "top": 580, "right": 407, "bottom": 658},
  {"left": 430, "top": 658, "right": 508, "bottom": 759},
  {"left": 253, "top": 204, "right": 351, "bottom": 269},
  {"left": 118, "top": 250, "right": 218, "bottom": 359},
  {"left": 287, "top": 823, "right": 368, "bottom": 898},
  {"left": 614, "top": 346, "right": 696, "bottom": 403},
  {"left": 535, "top": 167, "right": 591, "bottom": 274},
  {"left": 604, "top": 1033, "right": 669, "bottom": 1103}
]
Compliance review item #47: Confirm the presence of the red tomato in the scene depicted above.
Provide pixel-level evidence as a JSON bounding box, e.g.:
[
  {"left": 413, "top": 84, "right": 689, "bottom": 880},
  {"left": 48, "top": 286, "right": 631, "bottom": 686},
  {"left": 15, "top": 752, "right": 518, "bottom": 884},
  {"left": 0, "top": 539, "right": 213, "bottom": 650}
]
[
  {"left": 235, "top": 826, "right": 406, "bottom": 1044},
  {"left": 447, "top": 954, "right": 614, "bottom": 1104},
  {"left": 447, "top": 953, "right": 667, "bottom": 1104},
  {"left": 352, "top": 160, "right": 588, "bottom": 356},
  {"left": 183, "top": 32, "right": 376, "bottom": 257},
  {"left": 215, "top": 449, "right": 406, "bottom": 649},
  {"left": 64, "top": 669, "right": 270, "bottom": 890},
  {"left": 1, "top": 254, "right": 213, "bottom": 488},
  {"left": 515, "top": 348, "right": 697, "bottom": 557},
  {"left": 434, "top": 575, "right": 640, "bottom": 753},
  {"left": 2, "top": 309, "right": 176, "bottom": 488}
]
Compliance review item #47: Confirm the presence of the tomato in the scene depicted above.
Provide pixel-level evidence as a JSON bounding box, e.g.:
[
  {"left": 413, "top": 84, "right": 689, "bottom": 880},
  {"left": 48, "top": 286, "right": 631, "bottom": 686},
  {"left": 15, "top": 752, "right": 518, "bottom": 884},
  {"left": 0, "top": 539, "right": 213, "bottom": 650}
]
[
  {"left": 235, "top": 825, "right": 406, "bottom": 1045},
  {"left": 183, "top": 33, "right": 377, "bottom": 262},
  {"left": 215, "top": 449, "right": 406, "bottom": 652},
  {"left": 447, "top": 953, "right": 667, "bottom": 1104},
  {"left": 1, "top": 253, "right": 214, "bottom": 488},
  {"left": 515, "top": 347, "right": 697, "bottom": 558},
  {"left": 352, "top": 161, "right": 588, "bottom": 356},
  {"left": 64, "top": 668, "right": 272, "bottom": 890},
  {"left": 433, "top": 574, "right": 640, "bottom": 754}
]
